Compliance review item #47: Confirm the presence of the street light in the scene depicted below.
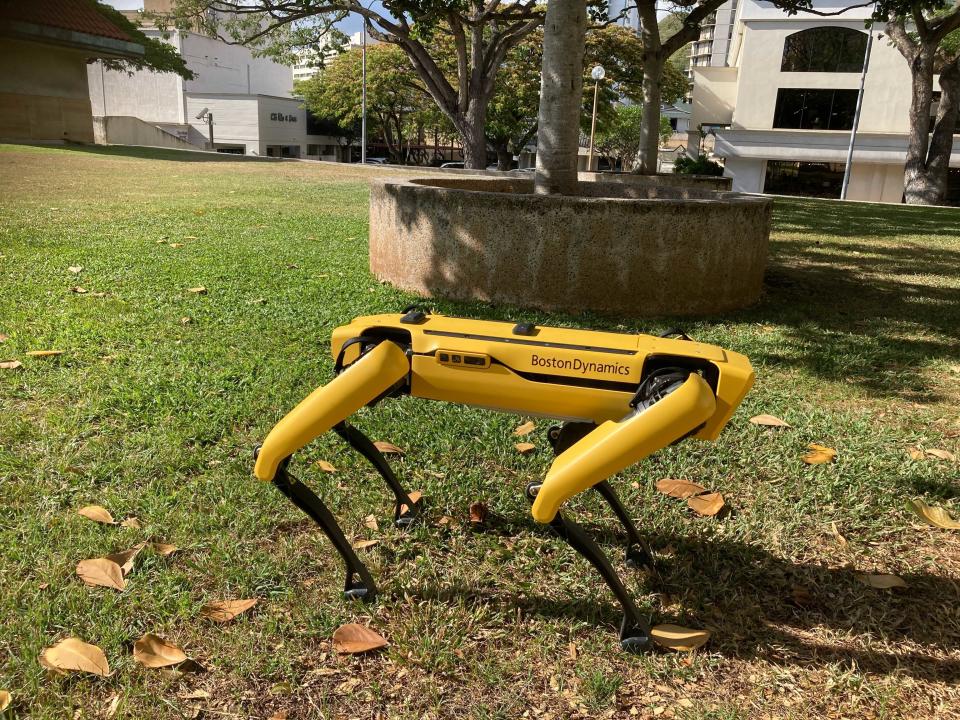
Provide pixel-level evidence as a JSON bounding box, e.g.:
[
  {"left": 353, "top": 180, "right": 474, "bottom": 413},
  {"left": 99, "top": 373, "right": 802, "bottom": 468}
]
[
  {"left": 361, "top": 22, "right": 367, "bottom": 164},
  {"left": 840, "top": 30, "right": 879, "bottom": 200},
  {"left": 587, "top": 65, "right": 605, "bottom": 173}
]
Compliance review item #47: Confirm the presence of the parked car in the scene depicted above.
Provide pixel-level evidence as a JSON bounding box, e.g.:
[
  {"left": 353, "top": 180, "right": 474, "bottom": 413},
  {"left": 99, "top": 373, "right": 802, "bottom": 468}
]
[
  {"left": 364, "top": 157, "right": 389, "bottom": 165},
  {"left": 439, "top": 161, "right": 465, "bottom": 169}
]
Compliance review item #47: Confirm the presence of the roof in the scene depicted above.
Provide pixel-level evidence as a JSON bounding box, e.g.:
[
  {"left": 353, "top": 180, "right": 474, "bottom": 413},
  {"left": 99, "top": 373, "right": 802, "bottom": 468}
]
[{"left": 0, "top": 0, "right": 133, "bottom": 43}]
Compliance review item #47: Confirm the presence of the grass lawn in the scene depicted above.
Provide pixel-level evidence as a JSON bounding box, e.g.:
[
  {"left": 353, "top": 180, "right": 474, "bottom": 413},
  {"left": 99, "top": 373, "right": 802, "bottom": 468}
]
[{"left": 1, "top": 144, "right": 959, "bottom": 720}]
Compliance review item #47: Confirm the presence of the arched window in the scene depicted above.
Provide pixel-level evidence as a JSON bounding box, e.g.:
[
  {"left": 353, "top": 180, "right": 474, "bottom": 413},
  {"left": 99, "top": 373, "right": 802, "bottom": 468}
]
[{"left": 781, "top": 27, "right": 868, "bottom": 73}]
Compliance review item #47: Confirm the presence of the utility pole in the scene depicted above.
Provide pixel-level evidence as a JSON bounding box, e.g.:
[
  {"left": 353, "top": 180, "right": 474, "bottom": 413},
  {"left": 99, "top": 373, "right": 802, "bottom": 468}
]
[
  {"left": 841, "top": 30, "right": 875, "bottom": 200},
  {"left": 361, "top": 23, "right": 367, "bottom": 164},
  {"left": 207, "top": 111, "right": 214, "bottom": 150}
]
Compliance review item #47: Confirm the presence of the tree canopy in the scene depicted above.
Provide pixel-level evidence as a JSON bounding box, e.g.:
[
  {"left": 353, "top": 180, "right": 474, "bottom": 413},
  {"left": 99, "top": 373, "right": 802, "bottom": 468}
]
[{"left": 92, "top": 1, "right": 194, "bottom": 79}]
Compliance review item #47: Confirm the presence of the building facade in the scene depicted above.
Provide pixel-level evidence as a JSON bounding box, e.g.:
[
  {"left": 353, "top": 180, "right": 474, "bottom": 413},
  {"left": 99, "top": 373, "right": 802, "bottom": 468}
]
[
  {"left": 690, "top": 0, "right": 957, "bottom": 202},
  {"left": 88, "top": 1, "right": 345, "bottom": 159}
]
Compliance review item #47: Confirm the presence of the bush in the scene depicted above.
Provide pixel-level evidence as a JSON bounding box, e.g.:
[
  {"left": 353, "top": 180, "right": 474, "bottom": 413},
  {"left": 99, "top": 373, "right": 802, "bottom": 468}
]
[{"left": 673, "top": 154, "right": 724, "bottom": 176}]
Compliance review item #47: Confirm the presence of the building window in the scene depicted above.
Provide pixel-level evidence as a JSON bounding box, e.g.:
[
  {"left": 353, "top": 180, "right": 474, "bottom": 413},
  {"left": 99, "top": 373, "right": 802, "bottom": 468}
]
[
  {"left": 765, "top": 161, "right": 845, "bottom": 199},
  {"left": 773, "top": 88, "right": 859, "bottom": 130},
  {"left": 307, "top": 144, "right": 320, "bottom": 155},
  {"left": 781, "top": 27, "right": 868, "bottom": 72}
]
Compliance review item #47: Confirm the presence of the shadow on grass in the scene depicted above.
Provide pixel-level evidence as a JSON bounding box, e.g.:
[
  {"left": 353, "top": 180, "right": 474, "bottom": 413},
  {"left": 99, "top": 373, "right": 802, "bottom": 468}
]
[
  {"left": 52, "top": 143, "right": 290, "bottom": 163},
  {"left": 409, "top": 526, "right": 960, "bottom": 682}
]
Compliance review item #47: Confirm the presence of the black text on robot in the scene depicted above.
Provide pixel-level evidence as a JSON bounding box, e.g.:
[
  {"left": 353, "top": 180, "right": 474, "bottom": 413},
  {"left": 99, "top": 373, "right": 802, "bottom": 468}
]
[{"left": 530, "top": 354, "right": 631, "bottom": 377}]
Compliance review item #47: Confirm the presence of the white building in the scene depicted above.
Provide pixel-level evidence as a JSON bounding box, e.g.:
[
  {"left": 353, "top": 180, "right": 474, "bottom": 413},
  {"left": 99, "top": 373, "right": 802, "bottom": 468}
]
[
  {"left": 690, "top": 0, "right": 959, "bottom": 202},
  {"left": 88, "top": 2, "right": 345, "bottom": 159},
  {"left": 687, "top": 0, "right": 739, "bottom": 80}
]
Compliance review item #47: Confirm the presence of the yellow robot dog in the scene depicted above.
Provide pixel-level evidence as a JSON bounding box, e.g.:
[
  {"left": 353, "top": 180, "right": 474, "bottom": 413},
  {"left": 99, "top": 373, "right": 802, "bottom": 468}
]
[{"left": 254, "top": 308, "right": 754, "bottom": 652}]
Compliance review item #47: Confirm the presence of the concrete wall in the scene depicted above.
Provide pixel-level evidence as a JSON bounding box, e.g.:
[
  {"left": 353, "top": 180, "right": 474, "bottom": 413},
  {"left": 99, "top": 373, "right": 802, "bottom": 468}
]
[
  {"left": 184, "top": 94, "right": 259, "bottom": 152},
  {"left": 370, "top": 177, "right": 771, "bottom": 317},
  {"left": 92, "top": 115, "right": 198, "bottom": 149},
  {"left": 182, "top": 31, "right": 292, "bottom": 97},
  {"left": 690, "top": 66, "right": 738, "bottom": 128},
  {"left": 0, "top": 38, "right": 94, "bottom": 143}
]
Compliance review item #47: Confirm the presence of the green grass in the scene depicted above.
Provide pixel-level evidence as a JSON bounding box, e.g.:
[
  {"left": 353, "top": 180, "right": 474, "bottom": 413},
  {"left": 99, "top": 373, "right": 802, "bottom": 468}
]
[{"left": 1, "top": 144, "right": 958, "bottom": 719}]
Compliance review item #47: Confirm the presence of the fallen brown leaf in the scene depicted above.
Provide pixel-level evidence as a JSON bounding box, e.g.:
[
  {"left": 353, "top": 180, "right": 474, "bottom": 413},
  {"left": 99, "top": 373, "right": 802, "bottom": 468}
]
[
  {"left": 830, "top": 521, "right": 848, "bottom": 548},
  {"left": 104, "top": 694, "right": 120, "bottom": 718},
  {"left": 26, "top": 350, "right": 63, "bottom": 358},
  {"left": 513, "top": 421, "right": 536, "bottom": 436},
  {"left": 0, "top": 360, "right": 23, "bottom": 370},
  {"left": 364, "top": 514, "right": 379, "bottom": 531},
  {"left": 76, "top": 558, "right": 126, "bottom": 591},
  {"left": 186, "top": 287, "right": 207, "bottom": 294},
  {"left": 180, "top": 316, "right": 193, "bottom": 325},
  {"left": 169, "top": 243, "right": 184, "bottom": 248},
  {"left": 0, "top": 690, "right": 10, "bottom": 711},
  {"left": 181, "top": 690, "right": 211, "bottom": 700},
  {"left": 687, "top": 492, "right": 725, "bottom": 517},
  {"left": 105, "top": 543, "right": 145, "bottom": 575},
  {"left": 857, "top": 573, "right": 908, "bottom": 589},
  {"left": 200, "top": 598, "right": 258, "bottom": 623},
  {"left": 120, "top": 517, "right": 141, "bottom": 529},
  {"left": 650, "top": 624, "right": 711, "bottom": 652},
  {"left": 0, "top": 333, "right": 7, "bottom": 343},
  {"left": 78, "top": 505, "right": 115, "bottom": 524},
  {"left": 68, "top": 266, "right": 83, "bottom": 274},
  {"left": 400, "top": 490, "right": 422, "bottom": 515},
  {"left": 70, "top": 286, "right": 88, "bottom": 294},
  {"left": 908, "top": 447, "right": 925, "bottom": 460},
  {"left": 41, "top": 637, "right": 110, "bottom": 676},
  {"left": 332, "top": 623, "right": 388, "bottom": 654},
  {"left": 374, "top": 440, "right": 404, "bottom": 455},
  {"left": 749, "top": 414, "right": 791, "bottom": 428},
  {"left": 353, "top": 539, "right": 380, "bottom": 550},
  {"left": 151, "top": 542, "right": 178, "bottom": 556},
  {"left": 926, "top": 448, "right": 956, "bottom": 462},
  {"left": 316, "top": 460, "right": 337, "bottom": 473},
  {"left": 803, "top": 443, "right": 837, "bottom": 465},
  {"left": 905, "top": 498, "right": 960, "bottom": 529},
  {"left": 133, "top": 633, "right": 188, "bottom": 668},
  {"left": 791, "top": 585, "right": 813, "bottom": 606},
  {"left": 469, "top": 500, "right": 489, "bottom": 525},
  {"left": 656, "top": 479, "right": 707, "bottom": 499},
  {"left": 514, "top": 442, "right": 536, "bottom": 454}
]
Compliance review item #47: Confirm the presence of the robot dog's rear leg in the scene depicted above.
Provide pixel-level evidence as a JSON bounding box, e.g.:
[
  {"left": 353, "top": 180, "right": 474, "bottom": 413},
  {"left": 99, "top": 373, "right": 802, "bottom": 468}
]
[
  {"left": 548, "top": 423, "right": 651, "bottom": 569},
  {"left": 333, "top": 421, "right": 422, "bottom": 527},
  {"left": 531, "top": 487, "right": 651, "bottom": 652},
  {"left": 273, "top": 465, "right": 377, "bottom": 602}
]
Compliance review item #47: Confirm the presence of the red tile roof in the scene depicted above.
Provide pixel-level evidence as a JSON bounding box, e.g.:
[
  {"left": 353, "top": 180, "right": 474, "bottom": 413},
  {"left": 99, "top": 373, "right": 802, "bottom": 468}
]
[{"left": 0, "top": 0, "right": 134, "bottom": 43}]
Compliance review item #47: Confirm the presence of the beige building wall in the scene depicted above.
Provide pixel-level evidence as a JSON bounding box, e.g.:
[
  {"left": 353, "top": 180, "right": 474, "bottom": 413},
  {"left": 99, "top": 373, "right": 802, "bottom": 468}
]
[{"left": 0, "top": 37, "right": 95, "bottom": 143}]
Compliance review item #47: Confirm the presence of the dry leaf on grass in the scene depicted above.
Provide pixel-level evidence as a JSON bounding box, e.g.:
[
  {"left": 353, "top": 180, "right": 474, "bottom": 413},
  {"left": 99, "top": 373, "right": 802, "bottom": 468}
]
[
  {"left": 400, "top": 490, "right": 422, "bottom": 515},
  {"left": 687, "top": 492, "right": 725, "bottom": 517},
  {"left": 469, "top": 500, "right": 489, "bottom": 525},
  {"left": 857, "top": 573, "right": 908, "bottom": 589},
  {"left": 830, "top": 521, "right": 848, "bottom": 548},
  {"left": 120, "top": 517, "right": 141, "bottom": 529},
  {"left": 70, "top": 286, "right": 88, "bottom": 294},
  {"left": 0, "top": 360, "right": 21, "bottom": 370},
  {"left": 803, "top": 443, "right": 837, "bottom": 465},
  {"left": 905, "top": 498, "right": 960, "bottom": 529},
  {"left": 749, "top": 414, "right": 791, "bottom": 428},
  {"left": 656, "top": 479, "right": 707, "bottom": 499},
  {"left": 68, "top": 266, "right": 83, "bottom": 274},
  {"left": 353, "top": 539, "right": 379, "bottom": 550},
  {"left": 650, "top": 624, "right": 711, "bottom": 652},
  {"left": 364, "top": 515, "right": 379, "bottom": 531},
  {"left": 76, "top": 558, "right": 126, "bottom": 591},
  {"left": 374, "top": 440, "right": 404, "bottom": 455},
  {"left": 513, "top": 421, "right": 536, "bottom": 436},
  {"left": 169, "top": 243, "right": 184, "bottom": 248},
  {"left": 0, "top": 333, "right": 7, "bottom": 343},
  {"left": 180, "top": 316, "right": 192, "bottom": 325},
  {"left": 514, "top": 442, "right": 536, "bottom": 454},
  {"left": 26, "top": 350, "right": 63, "bottom": 358},
  {"left": 332, "top": 623, "right": 388, "bottom": 654},
  {"left": 78, "top": 505, "right": 115, "bottom": 524},
  {"left": 316, "top": 460, "right": 337, "bottom": 473},
  {"left": 104, "top": 694, "right": 120, "bottom": 718},
  {"left": 908, "top": 447, "right": 925, "bottom": 460},
  {"left": 0, "top": 690, "right": 10, "bottom": 711},
  {"left": 40, "top": 638, "right": 110, "bottom": 676},
  {"left": 926, "top": 448, "right": 956, "bottom": 462},
  {"left": 133, "top": 633, "right": 188, "bottom": 668},
  {"left": 791, "top": 585, "right": 814, "bottom": 606},
  {"left": 105, "top": 544, "right": 145, "bottom": 575},
  {"left": 200, "top": 598, "right": 258, "bottom": 623},
  {"left": 151, "top": 542, "right": 178, "bottom": 556},
  {"left": 186, "top": 287, "right": 207, "bottom": 294}
]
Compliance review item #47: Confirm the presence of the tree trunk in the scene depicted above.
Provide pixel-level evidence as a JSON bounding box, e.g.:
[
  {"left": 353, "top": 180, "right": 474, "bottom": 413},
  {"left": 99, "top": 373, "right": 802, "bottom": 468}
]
[
  {"left": 635, "top": 56, "right": 664, "bottom": 175},
  {"left": 495, "top": 141, "right": 512, "bottom": 170},
  {"left": 923, "top": 58, "right": 960, "bottom": 203},
  {"left": 534, "top": 0, "right": 587, "bottom": 195},
  {"left": 903, "top": 49, "right": 938, "bottom": 204},
  {"left": 459, "top": 100, "right": 489, "bottom": 169}
]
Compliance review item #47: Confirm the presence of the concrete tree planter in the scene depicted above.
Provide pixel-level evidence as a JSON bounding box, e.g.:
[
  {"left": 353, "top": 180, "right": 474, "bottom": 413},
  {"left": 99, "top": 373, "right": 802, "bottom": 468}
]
[{"left": 369, "top": 177, "right": 770, "bottom": 317}]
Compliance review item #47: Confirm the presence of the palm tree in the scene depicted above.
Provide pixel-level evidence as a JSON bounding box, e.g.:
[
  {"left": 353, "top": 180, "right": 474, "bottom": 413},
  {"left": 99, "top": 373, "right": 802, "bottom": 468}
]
[{"left": 533, "top": 0, "right": 587, "bottom": 195}]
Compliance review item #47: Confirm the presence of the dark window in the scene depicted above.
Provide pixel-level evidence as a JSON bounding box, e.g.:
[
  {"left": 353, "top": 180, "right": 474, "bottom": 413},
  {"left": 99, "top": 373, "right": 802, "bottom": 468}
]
[
  {"left": 781, "top": 27, "right": 867, "bottom": 73},
  {"left": 764, "top": 161, "right": 845, "bottom": 199},
  {"left": 773, "top": 88, "right": 859, "bottom": 130}
]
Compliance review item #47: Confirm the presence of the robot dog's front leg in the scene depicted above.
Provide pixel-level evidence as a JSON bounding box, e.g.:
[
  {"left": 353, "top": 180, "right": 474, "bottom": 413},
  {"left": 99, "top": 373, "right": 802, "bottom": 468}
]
[
  {"left": 254, "top": 340, "right": 414, "bottom": 601},
  {"left": 528, "top": 373, "right": 717, "bottom": 652}
]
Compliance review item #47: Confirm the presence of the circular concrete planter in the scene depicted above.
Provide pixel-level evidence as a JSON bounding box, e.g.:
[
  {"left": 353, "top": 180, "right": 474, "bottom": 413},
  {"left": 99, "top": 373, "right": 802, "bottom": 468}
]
[{"left": 369, "top": 177, "right": 771, "bottom": 317}]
